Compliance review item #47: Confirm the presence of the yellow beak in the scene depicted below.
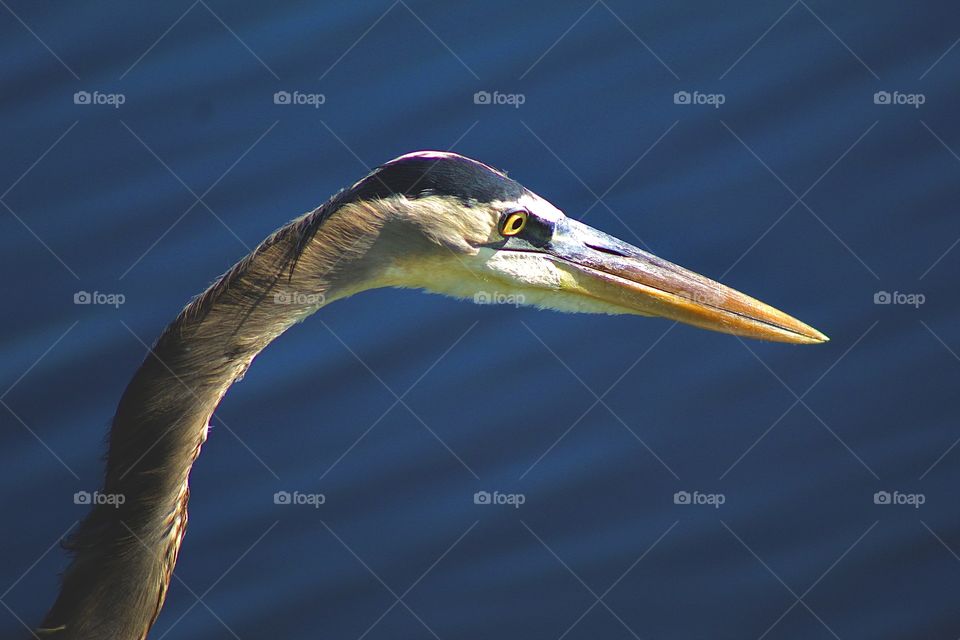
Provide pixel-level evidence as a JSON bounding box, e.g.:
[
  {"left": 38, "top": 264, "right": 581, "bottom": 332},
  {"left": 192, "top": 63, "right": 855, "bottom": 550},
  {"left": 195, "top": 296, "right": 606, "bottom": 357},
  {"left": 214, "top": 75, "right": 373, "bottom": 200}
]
[{"left": 544, "top": 218, "right": 828, "bottom": 345}]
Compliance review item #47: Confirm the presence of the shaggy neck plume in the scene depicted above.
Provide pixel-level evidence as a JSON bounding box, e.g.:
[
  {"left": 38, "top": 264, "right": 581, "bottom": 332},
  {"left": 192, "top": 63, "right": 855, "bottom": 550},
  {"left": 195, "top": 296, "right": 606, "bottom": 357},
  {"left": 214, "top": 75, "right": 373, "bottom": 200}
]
[{"left": 38, "top": 200, "right": 385, "bottom": 639}]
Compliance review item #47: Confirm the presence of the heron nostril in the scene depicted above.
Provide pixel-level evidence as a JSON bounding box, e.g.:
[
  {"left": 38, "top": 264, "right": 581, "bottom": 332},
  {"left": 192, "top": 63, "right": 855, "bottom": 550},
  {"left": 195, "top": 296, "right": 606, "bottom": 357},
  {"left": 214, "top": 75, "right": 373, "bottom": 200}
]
[{"left": 585, "top": 242, "right": 628, "bottom": 257}]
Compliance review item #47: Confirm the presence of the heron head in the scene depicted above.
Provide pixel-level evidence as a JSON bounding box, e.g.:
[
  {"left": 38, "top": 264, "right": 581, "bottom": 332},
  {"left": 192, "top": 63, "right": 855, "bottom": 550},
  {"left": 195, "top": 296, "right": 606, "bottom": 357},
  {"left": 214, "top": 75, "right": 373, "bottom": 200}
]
[{"left": 345, "top": 151, "right": 826, "bottom": 344}]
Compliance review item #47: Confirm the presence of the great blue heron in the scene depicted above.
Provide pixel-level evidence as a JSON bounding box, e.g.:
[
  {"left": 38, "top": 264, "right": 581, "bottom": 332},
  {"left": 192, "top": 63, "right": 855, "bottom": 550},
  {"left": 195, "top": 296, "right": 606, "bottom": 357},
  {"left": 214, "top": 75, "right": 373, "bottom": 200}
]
[{"left": 37, "top": 151, "right": 826, "bottom": 638}]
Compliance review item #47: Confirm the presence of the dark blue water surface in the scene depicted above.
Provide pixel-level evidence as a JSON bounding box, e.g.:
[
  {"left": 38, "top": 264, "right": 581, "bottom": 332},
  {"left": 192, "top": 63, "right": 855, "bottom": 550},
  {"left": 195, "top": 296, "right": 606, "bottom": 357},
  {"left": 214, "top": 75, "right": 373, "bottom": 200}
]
[{"left": 3, "top": 2, "right": 959, "bottom": 638}]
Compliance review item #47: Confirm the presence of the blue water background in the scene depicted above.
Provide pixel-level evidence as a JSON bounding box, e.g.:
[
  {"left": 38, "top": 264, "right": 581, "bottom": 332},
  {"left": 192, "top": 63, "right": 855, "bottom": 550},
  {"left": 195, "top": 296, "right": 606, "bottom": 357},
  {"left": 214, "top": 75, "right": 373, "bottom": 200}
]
[{"left": 2, "top": 2, "right": 959, "bottom": 638}]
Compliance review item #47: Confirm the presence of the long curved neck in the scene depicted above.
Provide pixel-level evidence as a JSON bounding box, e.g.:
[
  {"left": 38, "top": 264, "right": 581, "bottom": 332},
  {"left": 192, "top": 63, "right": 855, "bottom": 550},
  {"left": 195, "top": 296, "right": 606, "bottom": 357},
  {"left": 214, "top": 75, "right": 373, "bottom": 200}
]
[{"left": 39, "top": 201, "right": 386, "bottom": 639}]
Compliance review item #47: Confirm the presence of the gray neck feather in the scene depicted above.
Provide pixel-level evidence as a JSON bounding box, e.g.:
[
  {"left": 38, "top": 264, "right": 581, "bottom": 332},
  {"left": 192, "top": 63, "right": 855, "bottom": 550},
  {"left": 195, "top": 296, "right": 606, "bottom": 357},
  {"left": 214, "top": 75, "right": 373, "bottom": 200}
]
[{"left": 38, "top": 199, "right": 392, "bottom": 639}]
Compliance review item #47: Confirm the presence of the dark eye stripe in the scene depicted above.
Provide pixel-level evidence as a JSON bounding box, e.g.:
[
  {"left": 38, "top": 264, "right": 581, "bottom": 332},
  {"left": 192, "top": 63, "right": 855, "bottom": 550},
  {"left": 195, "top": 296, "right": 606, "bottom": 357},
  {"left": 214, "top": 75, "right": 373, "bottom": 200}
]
[
  {"left": 523, "top": 217, "right": 554, "bottom": 248},
  {"left": 500, "top": 210, "right": 554, "bottom": 248}
]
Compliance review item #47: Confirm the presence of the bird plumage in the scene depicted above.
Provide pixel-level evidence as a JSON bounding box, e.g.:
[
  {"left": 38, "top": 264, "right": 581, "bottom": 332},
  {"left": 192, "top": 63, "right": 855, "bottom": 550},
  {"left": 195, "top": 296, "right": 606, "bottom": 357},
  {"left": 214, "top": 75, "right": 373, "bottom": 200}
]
[{"left": 38, "top": 151, "right": 825, "bottom": 639}]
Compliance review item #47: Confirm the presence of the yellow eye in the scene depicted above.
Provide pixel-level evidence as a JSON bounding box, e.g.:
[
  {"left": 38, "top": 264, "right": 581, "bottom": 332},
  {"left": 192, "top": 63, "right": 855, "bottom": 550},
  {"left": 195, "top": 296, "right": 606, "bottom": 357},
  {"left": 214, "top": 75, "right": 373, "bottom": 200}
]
[{"left": 501, "top": 210, "right": 528, "bottom": 236}]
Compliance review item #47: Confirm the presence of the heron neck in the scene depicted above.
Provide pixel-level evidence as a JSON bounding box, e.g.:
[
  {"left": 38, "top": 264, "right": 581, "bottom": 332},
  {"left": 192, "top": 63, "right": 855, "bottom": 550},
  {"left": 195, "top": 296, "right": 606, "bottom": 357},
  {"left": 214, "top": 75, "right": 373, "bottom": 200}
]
[{"left": 39, "top": 201, "right": 386, "bottom": 639}]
